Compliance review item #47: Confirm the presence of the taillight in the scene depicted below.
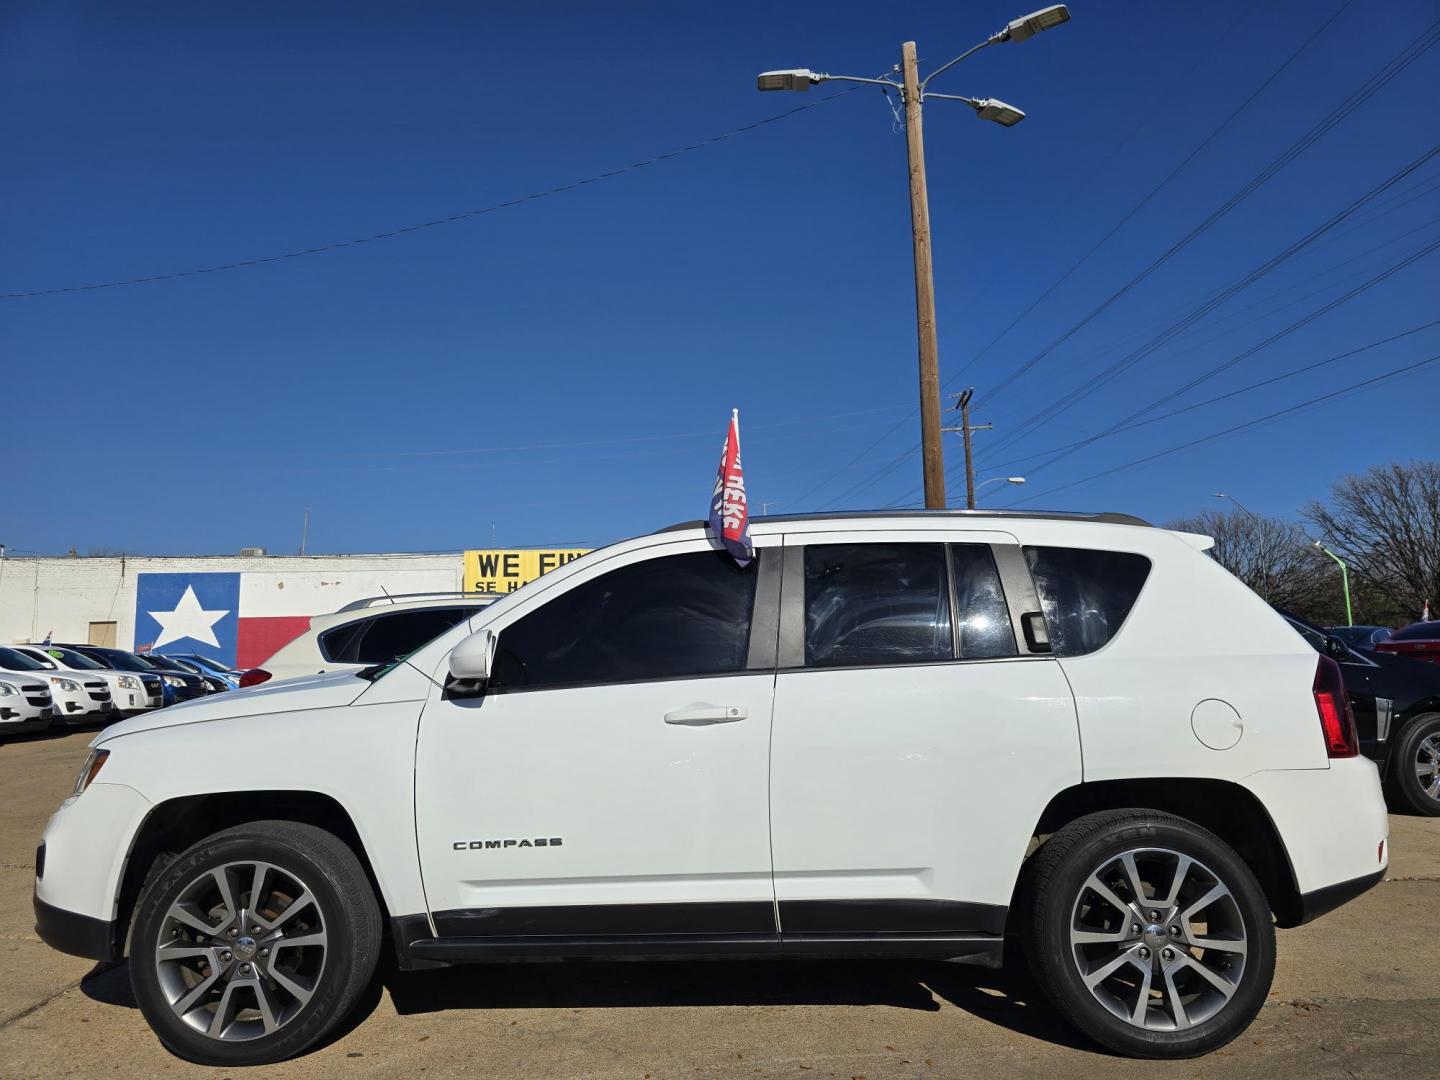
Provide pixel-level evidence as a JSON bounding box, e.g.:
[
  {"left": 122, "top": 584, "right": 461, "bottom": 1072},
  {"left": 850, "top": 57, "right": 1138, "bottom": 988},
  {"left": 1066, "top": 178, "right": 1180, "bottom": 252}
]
[
  {"left": 238, "top": 668, "right": 272, "bottom": 688},
  {"left": 1313, "top": 656, "right": 1358, "bottom": 758}
]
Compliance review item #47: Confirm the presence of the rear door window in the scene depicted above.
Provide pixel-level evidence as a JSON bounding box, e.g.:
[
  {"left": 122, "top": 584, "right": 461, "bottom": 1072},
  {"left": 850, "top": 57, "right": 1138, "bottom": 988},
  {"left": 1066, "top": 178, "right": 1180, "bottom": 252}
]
[
  {"left": 1023, "top": 547, "right": 1151, "bottom": 657},
  {"left": 804, "top": 543, "right": 952, "bottom": 668}
]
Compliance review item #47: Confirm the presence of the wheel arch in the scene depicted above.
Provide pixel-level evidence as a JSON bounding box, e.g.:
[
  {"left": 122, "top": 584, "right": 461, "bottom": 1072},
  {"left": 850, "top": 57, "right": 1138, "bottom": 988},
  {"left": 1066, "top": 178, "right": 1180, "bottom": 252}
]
[
  {"left": 114, "top": 789, "right": 390, "bottom": 956},
  {"left": 1022, "top": 777, "right": 1305, "bottom": 928}
]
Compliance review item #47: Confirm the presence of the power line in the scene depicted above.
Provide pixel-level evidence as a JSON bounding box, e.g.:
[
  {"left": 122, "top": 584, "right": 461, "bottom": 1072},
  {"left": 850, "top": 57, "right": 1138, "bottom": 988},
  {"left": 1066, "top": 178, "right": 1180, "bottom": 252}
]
[
  {"left": 948, "top": 0, "right": 1357, "bottom": 385},
  {"left": 1000, "top": 350, "right": 1440, "bottom": 507},
  {"left": 981, "top": 318, "right": 1440, "bottom": 473},
  {"left": 979, "top": 139, "right": 1440, "bottom": 462},
  {"left": 1, "top": 89, "right": 862, "bottom": 301},
  {"left": 976, "top": 15, "right": 1440, "bottom": 407}
]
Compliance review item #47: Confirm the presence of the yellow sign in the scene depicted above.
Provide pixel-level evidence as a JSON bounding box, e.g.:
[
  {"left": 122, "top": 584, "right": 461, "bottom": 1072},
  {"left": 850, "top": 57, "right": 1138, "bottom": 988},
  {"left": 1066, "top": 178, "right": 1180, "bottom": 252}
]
[{"left": 464, "top": 549, "right": 590, "bottom": 593}]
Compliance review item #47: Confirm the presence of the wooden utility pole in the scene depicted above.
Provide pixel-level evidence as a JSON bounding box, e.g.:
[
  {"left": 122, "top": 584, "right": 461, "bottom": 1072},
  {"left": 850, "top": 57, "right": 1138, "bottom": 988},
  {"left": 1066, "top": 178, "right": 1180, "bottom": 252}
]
[
  {"left": 901, "top": 41, "right": 946, "bottom": 510},
  {"left": 945, "top": 389, "right": 992, "bottom": 509}
]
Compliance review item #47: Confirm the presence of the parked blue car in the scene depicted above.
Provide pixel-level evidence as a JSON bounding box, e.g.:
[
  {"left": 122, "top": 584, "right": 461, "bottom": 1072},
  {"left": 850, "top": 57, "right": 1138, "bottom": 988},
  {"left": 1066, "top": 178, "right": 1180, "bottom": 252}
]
[{"left": 163, "top": 652, "right": 241, "bottom": 690}]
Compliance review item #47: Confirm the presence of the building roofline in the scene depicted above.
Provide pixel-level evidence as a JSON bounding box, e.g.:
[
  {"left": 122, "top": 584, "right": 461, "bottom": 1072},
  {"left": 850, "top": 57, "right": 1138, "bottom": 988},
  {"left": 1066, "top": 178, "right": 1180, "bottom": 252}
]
[{"left": 659, "top": 509, "right": 1153, "bottom": 533}]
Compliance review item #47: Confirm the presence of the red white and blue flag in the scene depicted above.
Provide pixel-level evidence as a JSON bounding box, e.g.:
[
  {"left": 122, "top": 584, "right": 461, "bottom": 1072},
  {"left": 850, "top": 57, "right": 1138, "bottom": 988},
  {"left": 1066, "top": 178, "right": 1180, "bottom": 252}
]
[{"left": 708, "top": 409, "right": 753, "bottom": 567}]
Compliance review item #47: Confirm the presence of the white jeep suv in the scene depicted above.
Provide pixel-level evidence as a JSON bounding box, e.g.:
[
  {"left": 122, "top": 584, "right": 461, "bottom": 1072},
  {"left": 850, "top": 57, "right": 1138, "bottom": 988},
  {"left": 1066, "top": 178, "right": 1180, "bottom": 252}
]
[{"left": 33, "top": 511, "right": 1389, "bottom": 1065}]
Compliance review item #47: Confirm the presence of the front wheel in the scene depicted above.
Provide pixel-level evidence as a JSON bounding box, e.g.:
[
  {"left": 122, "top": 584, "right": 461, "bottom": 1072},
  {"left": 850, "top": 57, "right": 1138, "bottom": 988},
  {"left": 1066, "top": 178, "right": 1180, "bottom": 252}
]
[
  {"left": 129, "top": 820, "right": 381, "bottom": 1066},
  {"left": 1025, "top": 809, "right": 1275, "bottom": 1058}
]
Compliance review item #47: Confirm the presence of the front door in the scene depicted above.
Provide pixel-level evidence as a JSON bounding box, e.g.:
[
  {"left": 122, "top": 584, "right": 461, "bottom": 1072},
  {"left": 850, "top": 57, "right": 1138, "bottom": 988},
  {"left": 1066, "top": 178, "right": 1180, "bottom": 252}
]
[
  {"left": 414, "top": 538, "right": 781, "bottom": 944},
  {"left": 768, "top": 532, "right": 1080, "bottom": 946}
]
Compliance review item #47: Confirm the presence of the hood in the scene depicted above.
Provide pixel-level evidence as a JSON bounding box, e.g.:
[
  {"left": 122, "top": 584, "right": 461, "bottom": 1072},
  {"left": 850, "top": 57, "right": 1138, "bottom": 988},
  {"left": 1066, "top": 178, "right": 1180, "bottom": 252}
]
[{"left": 93, "top": 668, "right": 369, "bottom": 744}]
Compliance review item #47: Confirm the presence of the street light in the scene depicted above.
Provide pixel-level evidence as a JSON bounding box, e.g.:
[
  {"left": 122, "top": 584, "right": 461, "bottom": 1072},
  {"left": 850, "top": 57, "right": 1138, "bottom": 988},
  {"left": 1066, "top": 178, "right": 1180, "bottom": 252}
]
[
  {"left": 756, "top": 6, "right": 1071, "bottom": 511},
  {"left": 975, "top": 476, "right": 1026, "bottom": 506},
  {"left": 1002, "top": 5, "right": 1072, "bottom": 43},
  {"left": 1313, "top": 539, "right": 1354, "bottom": 627}
]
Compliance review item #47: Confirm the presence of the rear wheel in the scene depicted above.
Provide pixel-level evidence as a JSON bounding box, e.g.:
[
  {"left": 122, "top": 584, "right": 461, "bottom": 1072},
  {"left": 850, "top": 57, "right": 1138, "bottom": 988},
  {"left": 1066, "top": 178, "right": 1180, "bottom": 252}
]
[
  {"left": 129, "top": 820, "right": 380, "bottom": 1066},
  {"left": 1025, "top": 809, "right": 1275, "bottom": 1058},
  {"left": 1387, "top": 713, "right": 1440, "bottom": 816}
]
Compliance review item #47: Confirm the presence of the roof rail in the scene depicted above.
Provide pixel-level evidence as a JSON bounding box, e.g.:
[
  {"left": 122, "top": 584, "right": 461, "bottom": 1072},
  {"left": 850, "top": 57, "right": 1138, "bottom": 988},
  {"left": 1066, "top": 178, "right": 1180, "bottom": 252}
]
[
  {"left": 336, "top": 591, "right": 505, "bottom": 613},
  {"left": 657, "top": 509, "right": 1152, "bottom": 533}
]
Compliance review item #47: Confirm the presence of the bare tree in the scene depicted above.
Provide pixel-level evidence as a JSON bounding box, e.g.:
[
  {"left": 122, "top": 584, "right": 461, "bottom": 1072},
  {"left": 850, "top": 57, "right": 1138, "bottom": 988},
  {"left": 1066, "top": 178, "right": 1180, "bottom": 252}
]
[
  {"left": 1166, "top": 508, "right": 1330, "bottom": 614},
  {"left": 1306, "top": 461, "right": 1440, "bottom": 624}
]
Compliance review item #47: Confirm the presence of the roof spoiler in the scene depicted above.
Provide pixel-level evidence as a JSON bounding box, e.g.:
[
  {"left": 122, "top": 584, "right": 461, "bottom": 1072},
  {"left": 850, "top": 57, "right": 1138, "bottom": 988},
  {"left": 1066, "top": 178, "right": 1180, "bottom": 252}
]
[
  {"left": 1169, "top": 531, "right": 1216, "bottom": 552},
  {"left": 336, "top": 591, "right": 505, "bottom": 613}
]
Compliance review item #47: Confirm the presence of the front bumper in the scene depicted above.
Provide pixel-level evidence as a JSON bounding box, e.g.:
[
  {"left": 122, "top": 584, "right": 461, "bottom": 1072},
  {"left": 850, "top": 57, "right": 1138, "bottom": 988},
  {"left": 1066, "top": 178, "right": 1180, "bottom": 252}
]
[
  {"left": 33, "top": 889, "right": 117, "bottom": 961},
  {"left": 33, "top": 782, "right": 152, "bottom": 959}
]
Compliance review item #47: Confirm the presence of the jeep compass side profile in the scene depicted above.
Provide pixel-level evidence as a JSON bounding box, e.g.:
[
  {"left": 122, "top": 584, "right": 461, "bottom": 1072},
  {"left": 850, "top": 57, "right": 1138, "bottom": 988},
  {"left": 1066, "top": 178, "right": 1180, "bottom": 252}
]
[{"left": 34, "top": 511, "right": 1388, "bottom": 1065}]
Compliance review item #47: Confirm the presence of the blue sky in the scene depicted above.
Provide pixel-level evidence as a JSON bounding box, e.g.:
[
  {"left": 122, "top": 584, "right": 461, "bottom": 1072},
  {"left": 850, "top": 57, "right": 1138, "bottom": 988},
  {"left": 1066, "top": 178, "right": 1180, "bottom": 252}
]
[{"left": 4, "top": 1, "right": 1438, "bottom": 555}]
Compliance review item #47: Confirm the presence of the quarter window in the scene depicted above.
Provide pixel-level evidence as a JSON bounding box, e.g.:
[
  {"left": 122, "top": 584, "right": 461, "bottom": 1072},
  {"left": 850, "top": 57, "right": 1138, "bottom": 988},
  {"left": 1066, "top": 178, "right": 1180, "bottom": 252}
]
[
  {"left": 491, "top": 551, "right": 758, "bottom": 690},
  {"left": 949, "top": 545, "right": 1017, "bottom": 659},
  {"left": 1023, "top": 547, "right": 1151, "bottom": 657},
  {"left": 321, "top": 608, "right": 481, "bottom": 664},
  {"left": 804, "top": 543, "right": 952, "bottom": 668}
]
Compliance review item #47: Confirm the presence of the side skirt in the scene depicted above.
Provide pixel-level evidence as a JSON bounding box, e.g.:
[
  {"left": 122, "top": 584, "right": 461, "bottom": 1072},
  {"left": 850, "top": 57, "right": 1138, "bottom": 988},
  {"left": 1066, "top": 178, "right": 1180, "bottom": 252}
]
[{"left": 389, "top": 901, "right": 1006, "bottom": 971}]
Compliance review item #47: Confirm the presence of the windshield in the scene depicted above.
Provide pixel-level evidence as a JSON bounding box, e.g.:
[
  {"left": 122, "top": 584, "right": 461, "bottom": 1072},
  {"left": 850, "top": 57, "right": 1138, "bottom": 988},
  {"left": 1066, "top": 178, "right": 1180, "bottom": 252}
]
[
  {"left": 0, "top": 646, "right": 48, "bottom": 671},
  {"left": 143, "top": 654, "right": 188, "bottom": 672},
  {"left": 87, "top": 649, "right": 158, "bottom": 673},
  {"left": 43, "top": 647, "right": 104, "bottom": 670}
]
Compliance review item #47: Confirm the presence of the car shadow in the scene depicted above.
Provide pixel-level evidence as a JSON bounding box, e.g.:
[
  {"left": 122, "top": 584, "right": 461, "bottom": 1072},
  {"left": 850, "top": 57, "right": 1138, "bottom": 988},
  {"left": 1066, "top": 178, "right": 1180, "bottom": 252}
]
[
  {"left": 382, "top": 953, "right": 1096, "bottom": 1053},
  {"left": 79, "top": 953, "right": 1097, "bottom": 1056}
]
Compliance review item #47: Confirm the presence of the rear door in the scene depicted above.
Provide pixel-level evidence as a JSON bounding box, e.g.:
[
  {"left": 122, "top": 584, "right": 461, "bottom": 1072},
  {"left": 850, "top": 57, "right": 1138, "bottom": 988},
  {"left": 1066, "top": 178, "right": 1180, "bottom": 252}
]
[{"left": 767, "top": 530, "right": 1079, "bottom": 945}]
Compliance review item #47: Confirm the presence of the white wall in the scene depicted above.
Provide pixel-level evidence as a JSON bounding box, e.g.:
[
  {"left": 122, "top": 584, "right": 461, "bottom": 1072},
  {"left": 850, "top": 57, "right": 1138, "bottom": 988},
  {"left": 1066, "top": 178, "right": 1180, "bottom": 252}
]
[{"left": 0, "top": 553, "right": 464, "bottom": 648}]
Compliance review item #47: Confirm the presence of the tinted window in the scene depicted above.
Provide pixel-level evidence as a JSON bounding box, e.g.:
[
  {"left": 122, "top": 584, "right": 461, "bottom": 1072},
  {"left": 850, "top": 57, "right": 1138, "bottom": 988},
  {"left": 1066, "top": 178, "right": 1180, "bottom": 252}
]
[
  {"left": 804, "top": 543, "right": 952, "bottom": 668},
  {"left": 1285, "top": 617, "right": 1325, "bottom": 652},
  {"left": 1391, "top": 622, "right": 1440, "bottom": 641},
  {"left": 318, "top": 619, "right": 370, "bottom": 663},
  {"left": 45, "top": 647, "right": 104, "bottom": 670},
  {"left": 1023, "top": 547, "right": 1151, "bottom": 657},
  {"left": 0, "top": 646, "right": 47, "bottom": 671},
  {"left": 84, "top": 649, "right": 161, "bottom": 672},
  {"left": 492, "top": 551, "right": 757, "bottom": 690},
  {"left": 351, "top": 607, "right": 480, "bottom": 665},
  {"left": 949, "top": 545, "right": 1016, "bottom": 659}
]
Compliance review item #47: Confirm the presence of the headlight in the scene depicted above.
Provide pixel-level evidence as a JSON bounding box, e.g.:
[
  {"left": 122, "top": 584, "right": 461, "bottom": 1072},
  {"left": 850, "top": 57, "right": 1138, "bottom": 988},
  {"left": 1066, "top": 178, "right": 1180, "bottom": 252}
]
[
  {"left": 53, "top": 678, "right": 80, "bottom": 692},
  {"left": 0, "top": 682, "right": 15, "bottom": 697},
  {"left": 72, "top": 749, "right": 109, "bottom": 796},
  {"left": 117, "top": 676, "right": 140, "bottom": 690},
  {"left": 162, "top": 675, "right": 185, "bottom": 688}
]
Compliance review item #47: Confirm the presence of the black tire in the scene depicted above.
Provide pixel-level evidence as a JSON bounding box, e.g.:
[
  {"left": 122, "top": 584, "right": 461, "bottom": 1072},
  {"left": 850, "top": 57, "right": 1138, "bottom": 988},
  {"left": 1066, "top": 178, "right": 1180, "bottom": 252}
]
[
  {"left": 1025, "top": 809, "right": 1276, "bottom": 1059},
  {"left": 129, "top": 820, "right": 381, "bottom": 1066},
  {"left": 1386, "top": 713, "right": 1440, "bottom": 816}
]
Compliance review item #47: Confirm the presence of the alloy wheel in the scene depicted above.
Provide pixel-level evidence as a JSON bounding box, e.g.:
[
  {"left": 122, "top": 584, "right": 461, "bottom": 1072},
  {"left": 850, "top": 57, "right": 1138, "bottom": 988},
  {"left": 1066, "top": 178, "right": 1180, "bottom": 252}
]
[
  {"left": 153, "top": 860, "right": 328, "bottom": 1041},
  {"left": 1416, "top": 732, "right": 1440, "bottom": 802},
  {"left": 1069, "top": 847, "right": 1247, "bottom": 1031}
]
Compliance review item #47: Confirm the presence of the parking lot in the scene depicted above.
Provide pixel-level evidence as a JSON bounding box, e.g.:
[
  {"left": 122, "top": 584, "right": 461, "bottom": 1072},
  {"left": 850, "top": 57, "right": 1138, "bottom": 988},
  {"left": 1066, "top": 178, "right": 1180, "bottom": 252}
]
[{"left": 1, "top": 728, "right": 1436, "bottom": 1079}]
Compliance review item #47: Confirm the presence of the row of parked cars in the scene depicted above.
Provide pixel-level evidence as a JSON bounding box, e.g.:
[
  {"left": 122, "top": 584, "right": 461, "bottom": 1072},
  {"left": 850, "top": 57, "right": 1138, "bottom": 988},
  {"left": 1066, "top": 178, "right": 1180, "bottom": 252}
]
[{"left": 0, "top": 644, "right": 240, "bottom": 733}]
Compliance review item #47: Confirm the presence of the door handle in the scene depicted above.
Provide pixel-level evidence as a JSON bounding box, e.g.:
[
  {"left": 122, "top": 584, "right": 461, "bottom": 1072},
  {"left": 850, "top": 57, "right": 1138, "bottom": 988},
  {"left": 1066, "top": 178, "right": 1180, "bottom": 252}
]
[{"left": 664, "top": 705, "right": 748, "bottom": 725}]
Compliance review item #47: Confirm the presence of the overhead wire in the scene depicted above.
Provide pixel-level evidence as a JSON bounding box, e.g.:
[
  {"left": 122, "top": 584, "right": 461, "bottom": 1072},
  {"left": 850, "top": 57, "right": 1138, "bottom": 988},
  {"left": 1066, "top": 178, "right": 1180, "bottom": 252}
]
[{"left": 975, "top": 15, "right": 1440, "bottom": 409}]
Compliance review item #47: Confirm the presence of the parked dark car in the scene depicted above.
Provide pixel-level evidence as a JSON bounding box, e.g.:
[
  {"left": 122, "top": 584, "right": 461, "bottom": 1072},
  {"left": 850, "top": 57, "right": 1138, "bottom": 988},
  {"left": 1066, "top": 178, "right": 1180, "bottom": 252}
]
[
  {"left": 1278, "top": 610, "right": 1440, "bottom": 816},
  {"left": 1374, "top": 620, "right": 1440, "bottom": 665},
  {"left": 60, "top": 645, "right": 205, "bottom": 707},
  {"left": 1325, "top": 624, "right": 1393, "bottom": 649},
  {"left": 142, "top": 653, "right": 227, "bottom": 695}
]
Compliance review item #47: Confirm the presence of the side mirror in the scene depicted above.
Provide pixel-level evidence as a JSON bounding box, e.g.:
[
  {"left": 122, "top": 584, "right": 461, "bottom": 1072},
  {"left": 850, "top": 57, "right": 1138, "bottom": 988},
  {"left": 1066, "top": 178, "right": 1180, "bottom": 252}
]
[
  {"left": 449, "top": 629, "right": 498, "bottom": 684},
  {"left": 1323, "top": 635, "right": 1350, "bottom": 662}
]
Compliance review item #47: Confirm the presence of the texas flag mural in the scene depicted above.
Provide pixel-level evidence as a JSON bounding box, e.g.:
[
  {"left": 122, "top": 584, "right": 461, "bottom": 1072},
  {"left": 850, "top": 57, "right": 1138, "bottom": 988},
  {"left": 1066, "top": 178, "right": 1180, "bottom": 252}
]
[
  {"left": 708, "top": 408, "right": 753, "bottom": 567},
  {"left": 135, "top": 572, "right": 314, "bottom": 669}
]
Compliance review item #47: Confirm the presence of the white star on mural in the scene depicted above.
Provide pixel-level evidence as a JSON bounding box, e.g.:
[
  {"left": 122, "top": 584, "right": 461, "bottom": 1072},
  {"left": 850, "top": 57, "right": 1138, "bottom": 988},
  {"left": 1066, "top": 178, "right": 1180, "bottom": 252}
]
[{"left": 149, "top": 585, "right": 229, "bottom": 648}]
